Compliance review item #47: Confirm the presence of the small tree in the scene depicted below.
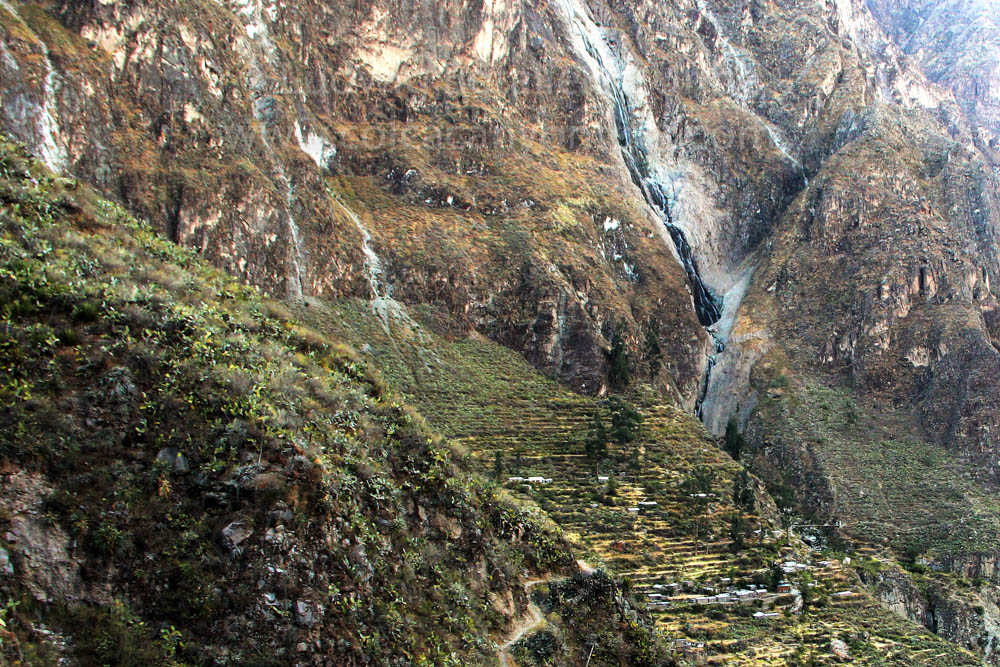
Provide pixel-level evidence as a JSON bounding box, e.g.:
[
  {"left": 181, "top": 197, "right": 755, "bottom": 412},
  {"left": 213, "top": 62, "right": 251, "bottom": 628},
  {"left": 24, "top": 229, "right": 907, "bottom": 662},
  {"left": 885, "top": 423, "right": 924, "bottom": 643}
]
[
  {"left": 681, "top": 466, "right": 715, "bottom": 553},
  {"left": 493, "top": 451, "right": 504, "bottom": 480},
  {"left": 584, "top": 413, "right": 609, "bottom": 473},
  {"left": 693, "top": 514, "right": 711, "bottom": 554},
  {"left": 607, "top": 321, "right": 632, "bottom": 388},
  {"left": 607, "top": 397, "right": 642, "bottom": 445},
  {"left": 723, "top": 417, "right": 747, "bottom": 461},
  {"left": 682, "top": 465, "right": 715, "bottom": 496},
  {"left": 768, "top": 561, "right": 784, "bottom": 592},
  {"left": 732, "top": 468, "right": 755, "bottom": 513},
  {"left": 729, "top": 512, "right": 746, "bottom": 553},
  {"left": 628, "top": 445, "right": 641, "bottom": 471},
  {"left": 799, "top": 572, "right": 816, "bottom": 611}
]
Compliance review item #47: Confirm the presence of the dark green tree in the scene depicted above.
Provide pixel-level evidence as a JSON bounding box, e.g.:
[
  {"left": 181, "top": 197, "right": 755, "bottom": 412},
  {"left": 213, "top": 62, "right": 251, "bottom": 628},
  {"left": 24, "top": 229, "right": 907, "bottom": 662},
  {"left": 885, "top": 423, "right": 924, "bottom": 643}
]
[
  {"left": 729, "top": 512, "right": 746, "bottom": 552},
  {"left": 681, "top": 465, "right": 715, "bottom": 496},
  {"left": 607, "top": 320, "right": 632, "bottom": 388},
  {"left": 732, "top": 468, "right": 755, "bottom": 512},
  {"left": 607, "top": 397, "right": 642, "bottom": 445},
  {"left": 723, "top": 417, "right": 746, "bottom": 461},
  {"left": 628, "top": 445, "right": 641, "bottom": 471},
  {"left": 768, "top": 561, "right": 784, "bottom": 592},
  {"left": 493, "top": 450, "right": 504, "bottom": 480},
  {"left": 681, "top": 465, "right": 715, "bottom": 553},
  {"left": 584, "top": 413, "right": 609, "bottom": 472}
]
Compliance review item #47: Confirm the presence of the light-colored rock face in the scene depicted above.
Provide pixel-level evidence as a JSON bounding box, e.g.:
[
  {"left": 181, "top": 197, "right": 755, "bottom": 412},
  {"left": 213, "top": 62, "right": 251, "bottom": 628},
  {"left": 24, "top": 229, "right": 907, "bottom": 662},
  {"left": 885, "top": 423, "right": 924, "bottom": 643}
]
[
  {"left": 0, "top": 469, "right": 88, "bottom": 605},
  {"left": 865, "top": 0, "right": 1000, "bottom": 143},
  {"left": 0, "top": 0, "right": 68, "bottom": 173}
]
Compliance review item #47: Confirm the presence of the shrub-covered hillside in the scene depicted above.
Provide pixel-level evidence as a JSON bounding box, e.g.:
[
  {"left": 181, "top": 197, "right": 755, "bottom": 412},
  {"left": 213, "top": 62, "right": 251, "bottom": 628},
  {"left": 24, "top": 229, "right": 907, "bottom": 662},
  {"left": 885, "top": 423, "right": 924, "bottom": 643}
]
[{"left": 0, "top": 137, "right": 668, "bottom": 666}]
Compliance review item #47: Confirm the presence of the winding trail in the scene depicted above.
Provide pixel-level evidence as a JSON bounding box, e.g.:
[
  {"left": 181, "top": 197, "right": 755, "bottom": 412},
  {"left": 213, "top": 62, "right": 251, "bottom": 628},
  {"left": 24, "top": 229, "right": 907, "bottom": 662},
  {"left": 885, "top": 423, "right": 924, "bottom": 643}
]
[
  {"left": 498, "top": 561, "right": 595, "bottom": 666},
  {"left": 499, "top": 578, "right": 547, "bottom": 667}
]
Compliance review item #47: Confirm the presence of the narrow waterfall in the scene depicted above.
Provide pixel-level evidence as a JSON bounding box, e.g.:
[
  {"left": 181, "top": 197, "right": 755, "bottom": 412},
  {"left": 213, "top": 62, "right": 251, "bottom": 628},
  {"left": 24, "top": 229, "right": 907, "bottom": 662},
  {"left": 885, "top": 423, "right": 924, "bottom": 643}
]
[
  {"left": 252, "top": 114, "right": 305, "bottom": 299},
  {"left": 280, "top": 175, "right": 306, "bottom": 300},
  {"left": 237, "top": 0, "right": 306, "bottom": 299},
  {"left": 328, "top": 189, "right": 431, "bottom": 350},
  {"left": 556, "top": 0, "right": 738, "bottom": 421},
  {"left": 558, "top": 0, "right": 807, "bottom": 425},
  {"left": 330, "top": 193, "right": 387, "bottom": 303},
  {"left": 563, "top": 8, "right": 723, "bottom": 328},
  {"left": 1, "top": 0, "right": 69, "bottom": 173}
]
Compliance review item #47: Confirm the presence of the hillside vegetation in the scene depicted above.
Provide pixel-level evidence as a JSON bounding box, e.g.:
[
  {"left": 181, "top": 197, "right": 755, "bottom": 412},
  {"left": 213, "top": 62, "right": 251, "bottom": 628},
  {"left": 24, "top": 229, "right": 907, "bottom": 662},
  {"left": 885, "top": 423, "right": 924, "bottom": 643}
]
[
  {"left": 286, "top": 290, "right": 978, "bottom": 664},
  {"left": 0, "top": 137, "right": 670, "bottom": 666},
  {"left": 0, "top": 130, "right": 982, "bottom": 664}
]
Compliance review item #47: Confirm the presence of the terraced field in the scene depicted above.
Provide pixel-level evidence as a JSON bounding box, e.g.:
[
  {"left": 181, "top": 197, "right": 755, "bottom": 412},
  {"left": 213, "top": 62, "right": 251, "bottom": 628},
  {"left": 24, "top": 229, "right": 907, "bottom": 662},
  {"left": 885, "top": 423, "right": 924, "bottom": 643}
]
[
  {"left": 293, "top": 298, "right": 978, "bottom": 664},
  {"left": 754, "top": 380, "right": 1000, "bottom": 558}
]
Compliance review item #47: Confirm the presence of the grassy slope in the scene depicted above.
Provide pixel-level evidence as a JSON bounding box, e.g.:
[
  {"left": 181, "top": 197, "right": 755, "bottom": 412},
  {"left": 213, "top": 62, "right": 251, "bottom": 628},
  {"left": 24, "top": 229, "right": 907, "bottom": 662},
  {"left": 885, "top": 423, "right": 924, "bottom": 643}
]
[
  {"left": 750, "top": 364, "right": 1000, "bottom": 559},
  {"left": 290, "top": 298, "right": 978, "bottom": 664},
  {"left": 0, "top": 137, "right": 675, "bottom": 666},
  {"left": 743, "top": 352, "right": 1000, "bottom": 663},
  {"left": 0, "top": 132, "right": 977, "bottom": 665}
]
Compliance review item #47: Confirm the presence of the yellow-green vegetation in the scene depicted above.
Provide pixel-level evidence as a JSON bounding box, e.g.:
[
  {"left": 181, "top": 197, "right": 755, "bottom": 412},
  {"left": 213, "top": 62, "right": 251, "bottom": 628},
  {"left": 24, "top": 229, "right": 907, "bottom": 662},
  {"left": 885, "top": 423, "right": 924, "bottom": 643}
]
[
  {"left": 0, "top": 132, "right": 978, "bottom": 665},
  {"left": 0, "top": 136, "right": 620, "bottom": 665},
  {"left": 287, "top": 295, "right": 976, "bottom": 664},
  {"left": 750, "top": 363, "right": 1000, "bottom": 559}
]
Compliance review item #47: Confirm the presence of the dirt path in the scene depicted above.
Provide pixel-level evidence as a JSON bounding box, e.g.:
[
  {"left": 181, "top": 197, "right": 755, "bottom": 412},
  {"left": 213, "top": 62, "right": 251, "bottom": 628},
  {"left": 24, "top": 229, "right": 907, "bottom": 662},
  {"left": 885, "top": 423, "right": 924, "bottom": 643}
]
[
  {"left": 499, "top": 578, "right": 546, "bottom": 667},
  {"left": 498, "top": 562, "right": 595, "bottom": 666}
]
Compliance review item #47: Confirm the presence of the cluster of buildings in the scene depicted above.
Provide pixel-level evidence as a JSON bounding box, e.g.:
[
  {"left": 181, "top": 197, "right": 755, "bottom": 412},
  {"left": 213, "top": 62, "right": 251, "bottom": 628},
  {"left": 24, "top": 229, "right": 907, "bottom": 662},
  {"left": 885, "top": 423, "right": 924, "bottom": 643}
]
[
  {"left": 639, "top": 577, "right": 786, "bottom": 609},
  {"left": 506, "top": 475, "right": 553, "bottom": 484},
  {"left": 638, "top": 557, "right": 857, "bottom": 613}
]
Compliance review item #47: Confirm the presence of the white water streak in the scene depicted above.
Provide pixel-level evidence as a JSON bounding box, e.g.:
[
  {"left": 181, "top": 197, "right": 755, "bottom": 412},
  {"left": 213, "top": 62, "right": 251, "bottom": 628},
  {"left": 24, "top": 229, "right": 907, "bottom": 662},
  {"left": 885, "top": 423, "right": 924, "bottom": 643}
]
[
  {"left": 252, "top": 115, "right": 305, "bottom": 299},
  {"left": 233, "top": 0, "right": 305, "bottom": 299},
  {"left": 1, "top": 0, "right": 68, "bottom": 173},
  {"left": 328, "top": 190, "right": 430, "bottom": 349},
  {"left": 695, "top": 0, "right": 804, "bottom": 176},
  {"left": 280, "top": 175, "right": 305, "bottom": 300},
  {"left": 331, "top": 193, "right": 385, "bottom": 301}
]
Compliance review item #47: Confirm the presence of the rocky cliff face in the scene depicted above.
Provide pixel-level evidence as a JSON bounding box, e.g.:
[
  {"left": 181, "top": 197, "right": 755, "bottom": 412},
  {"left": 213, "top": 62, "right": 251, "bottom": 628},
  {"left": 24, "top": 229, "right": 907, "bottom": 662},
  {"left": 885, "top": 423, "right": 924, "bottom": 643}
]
[
  {"left": 865, "top": 564, "right": 1000, "bottom": 664},
  {"left": 0, "top": 0, "right": 900, "bottom": 405},
  {"left": 4, "top": 0, "right": 1000, "bottom": 661},
  {"left": 865, "top": 0, "right": 1000, "bottom": 164},
  {"left": 2, "top": 0, "right": 720, "bottom": 399}
]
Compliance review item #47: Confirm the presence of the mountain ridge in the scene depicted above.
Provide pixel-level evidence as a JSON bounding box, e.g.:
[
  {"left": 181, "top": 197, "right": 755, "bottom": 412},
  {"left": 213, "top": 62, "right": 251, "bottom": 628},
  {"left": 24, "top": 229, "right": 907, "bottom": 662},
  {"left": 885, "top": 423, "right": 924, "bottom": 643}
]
[{"left": 3, "top": 0, "right": 1000, "bottom": 663}]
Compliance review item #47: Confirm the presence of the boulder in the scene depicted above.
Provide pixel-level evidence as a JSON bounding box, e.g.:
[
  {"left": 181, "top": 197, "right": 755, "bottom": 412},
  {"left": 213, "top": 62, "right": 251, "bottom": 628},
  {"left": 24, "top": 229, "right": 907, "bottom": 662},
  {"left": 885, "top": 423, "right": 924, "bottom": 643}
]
[{"left": 221, "top": 521, "right": 252, "bottom": 551}]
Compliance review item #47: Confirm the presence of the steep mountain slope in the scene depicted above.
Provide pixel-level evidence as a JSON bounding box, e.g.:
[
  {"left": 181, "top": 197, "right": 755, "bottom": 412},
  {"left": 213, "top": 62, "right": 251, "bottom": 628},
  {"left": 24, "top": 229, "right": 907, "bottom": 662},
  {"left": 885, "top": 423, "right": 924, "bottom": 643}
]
[
  {"left": 864, "top": 0, "right": 1000, "bottom": 165},
  {"left": 0, "top": 138, "right": 672, "bottom": 665},
  {"left": 0, "top": 0, "right": 716, "bottom": 400},
  {"left": 3, "top": 0, "right": 1000, "bottom": 663},
  {"left": 0, "top": 134, "right": 979, "bottom": 664},
  {"left": 290, "top": 295, "right": 981, "bottom": 665}
]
